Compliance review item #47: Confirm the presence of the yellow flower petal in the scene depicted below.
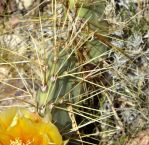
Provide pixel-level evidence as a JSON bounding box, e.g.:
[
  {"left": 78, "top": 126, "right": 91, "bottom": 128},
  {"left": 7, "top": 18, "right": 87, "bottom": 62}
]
[
  {"left": 0, "top": 108, "right": 64, "bottom": 145},
  {"left": 0, "top": 108, "right": 17, "bottom": 129}
]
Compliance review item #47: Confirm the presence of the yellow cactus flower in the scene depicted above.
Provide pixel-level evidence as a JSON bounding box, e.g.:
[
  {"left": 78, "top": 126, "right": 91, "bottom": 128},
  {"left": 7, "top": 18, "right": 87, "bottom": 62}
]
[{"left": 0, "top": 108, "right": 63, "bottom": 145}]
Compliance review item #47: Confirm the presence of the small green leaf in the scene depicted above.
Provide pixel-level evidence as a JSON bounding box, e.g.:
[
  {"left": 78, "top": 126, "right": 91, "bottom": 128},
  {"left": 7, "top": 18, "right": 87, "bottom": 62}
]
[{"left": 69, "top": 0, "right": 76, "bottom": 9}]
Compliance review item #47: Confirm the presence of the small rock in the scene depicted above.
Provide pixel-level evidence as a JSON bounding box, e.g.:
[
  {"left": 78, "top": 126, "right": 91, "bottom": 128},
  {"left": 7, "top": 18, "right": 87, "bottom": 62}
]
[
  {"left": 16, "top": 0, "right": 34, "bottom": 10},
  {"left": 126, "top": 129, "right": 149, "bottom": 145}
]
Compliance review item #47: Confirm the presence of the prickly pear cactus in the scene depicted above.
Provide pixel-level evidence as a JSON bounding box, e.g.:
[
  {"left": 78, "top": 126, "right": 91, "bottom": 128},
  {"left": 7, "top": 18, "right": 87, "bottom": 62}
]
[{"left": 36, "top": 0, "right": 110, "bottom": 134}]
